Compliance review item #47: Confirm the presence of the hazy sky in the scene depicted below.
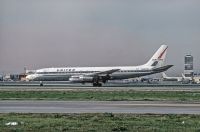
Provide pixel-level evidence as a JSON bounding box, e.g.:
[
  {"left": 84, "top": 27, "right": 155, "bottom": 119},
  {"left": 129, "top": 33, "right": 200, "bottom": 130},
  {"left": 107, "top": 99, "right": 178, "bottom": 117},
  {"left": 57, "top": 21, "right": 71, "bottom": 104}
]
[{"left": 0, "top": 0, "right": 200, "bottom": 75}]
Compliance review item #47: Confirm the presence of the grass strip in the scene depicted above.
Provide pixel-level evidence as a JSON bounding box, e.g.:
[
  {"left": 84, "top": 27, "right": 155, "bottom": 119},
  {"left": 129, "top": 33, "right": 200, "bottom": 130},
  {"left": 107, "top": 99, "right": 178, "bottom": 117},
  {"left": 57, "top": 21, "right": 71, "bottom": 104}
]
[
  {"left": 0, "top": 113, "right": 200, "bottom": 132},
  {"left": 0, "top": 90, "right": 200, "bottom": 101}
]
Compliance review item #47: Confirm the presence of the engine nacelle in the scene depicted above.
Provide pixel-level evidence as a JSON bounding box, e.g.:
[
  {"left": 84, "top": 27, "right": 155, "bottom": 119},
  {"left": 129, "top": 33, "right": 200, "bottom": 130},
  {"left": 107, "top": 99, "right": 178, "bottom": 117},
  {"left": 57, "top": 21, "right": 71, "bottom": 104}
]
[{"left": 69, "top": 75, "right": 94, "bottom": 83}]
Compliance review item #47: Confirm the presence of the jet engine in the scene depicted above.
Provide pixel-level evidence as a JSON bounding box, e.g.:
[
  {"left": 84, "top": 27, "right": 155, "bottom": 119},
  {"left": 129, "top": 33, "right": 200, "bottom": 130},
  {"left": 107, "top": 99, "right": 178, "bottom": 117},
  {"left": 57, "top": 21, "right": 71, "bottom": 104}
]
[{"left": 69, "top": 75, "right": 94, "bottom": 83}]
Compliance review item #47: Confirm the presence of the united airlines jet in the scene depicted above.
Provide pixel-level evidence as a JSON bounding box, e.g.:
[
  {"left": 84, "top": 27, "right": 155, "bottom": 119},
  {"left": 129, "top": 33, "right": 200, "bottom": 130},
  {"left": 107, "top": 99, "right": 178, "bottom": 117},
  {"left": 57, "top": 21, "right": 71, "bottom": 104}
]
[{"left": 26, "top": 45, "right": 173, "bottom": 86}]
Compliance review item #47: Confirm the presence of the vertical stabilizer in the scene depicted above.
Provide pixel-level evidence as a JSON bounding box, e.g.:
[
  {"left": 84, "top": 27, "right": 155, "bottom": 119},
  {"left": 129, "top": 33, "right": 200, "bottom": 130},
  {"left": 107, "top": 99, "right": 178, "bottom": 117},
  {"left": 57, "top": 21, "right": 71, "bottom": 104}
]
[{"left": 144, "top": 45, "right": 168, "bottom": 67}]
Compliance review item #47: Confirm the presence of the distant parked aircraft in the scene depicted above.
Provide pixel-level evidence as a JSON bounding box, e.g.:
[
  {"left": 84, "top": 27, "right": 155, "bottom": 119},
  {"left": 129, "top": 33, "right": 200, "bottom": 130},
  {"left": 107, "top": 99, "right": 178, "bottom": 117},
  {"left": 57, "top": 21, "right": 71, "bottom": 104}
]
[
  {"left": 162, "top": 73, "right": 183, "bottom": 82},
  {"left": 162, "top": 72, "right": 192, "bottom": 82}
]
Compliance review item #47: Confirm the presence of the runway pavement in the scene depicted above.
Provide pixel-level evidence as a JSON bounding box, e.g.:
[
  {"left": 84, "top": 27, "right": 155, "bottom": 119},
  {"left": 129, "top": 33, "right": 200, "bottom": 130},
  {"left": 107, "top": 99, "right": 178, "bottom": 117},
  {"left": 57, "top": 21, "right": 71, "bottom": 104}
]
[
  {"left": 1, "top": 101, "right": 200, "bottom": 114},
  {"left": 1, "top": 81, "right": 200, "bottom": 88},
  {"left": 1, "top": 81, "right": 200, "bottom": 91}
]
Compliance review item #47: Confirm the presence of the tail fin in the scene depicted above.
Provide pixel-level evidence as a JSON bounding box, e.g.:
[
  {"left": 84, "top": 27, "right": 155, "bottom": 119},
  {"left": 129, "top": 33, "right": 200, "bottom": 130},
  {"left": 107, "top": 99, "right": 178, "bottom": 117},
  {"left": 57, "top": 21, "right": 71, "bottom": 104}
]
[
  {"left": 162, "top": 72, "right": 168, "bottom": 78},
  {"left": 144, "top": 45, "right": 168, "bottom": 67}
]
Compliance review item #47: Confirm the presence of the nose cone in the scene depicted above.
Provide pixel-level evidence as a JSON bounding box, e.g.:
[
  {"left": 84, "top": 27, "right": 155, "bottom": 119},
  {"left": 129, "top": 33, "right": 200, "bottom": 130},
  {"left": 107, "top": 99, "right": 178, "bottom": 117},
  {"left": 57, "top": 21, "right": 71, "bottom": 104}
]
[
  {"left": 26, "top": 74, "right": 37, "bottom": 81},
  {"left": 26, "top": 75, "right": 33, "bottom": 81}
]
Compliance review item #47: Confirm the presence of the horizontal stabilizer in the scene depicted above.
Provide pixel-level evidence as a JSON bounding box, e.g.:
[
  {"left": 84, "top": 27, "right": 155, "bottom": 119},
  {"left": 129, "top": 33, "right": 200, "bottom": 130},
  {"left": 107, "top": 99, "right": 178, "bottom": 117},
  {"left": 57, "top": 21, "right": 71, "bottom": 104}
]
[{"left": 153, "top": 65, "right": 173, "bottom": 72}]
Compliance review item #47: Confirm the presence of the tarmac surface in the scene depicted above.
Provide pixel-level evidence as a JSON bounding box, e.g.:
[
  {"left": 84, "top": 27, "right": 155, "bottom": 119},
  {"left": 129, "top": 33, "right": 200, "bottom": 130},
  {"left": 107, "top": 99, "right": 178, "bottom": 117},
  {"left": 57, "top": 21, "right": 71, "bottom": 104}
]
[
  {"left": 1, "top": 101, "right": 200, "bottom": 114},
  {"left": 1, "top": 86, "right": 200, "bottom": 92},
  {"left": 1, "top": 81, "right": 200, "bottom": 88},
  {"left": 1, "top": 82, "right": 200, "bottom": 114},
  {"left": 1, "top": 81, "right": 200, "bottom": 92}
]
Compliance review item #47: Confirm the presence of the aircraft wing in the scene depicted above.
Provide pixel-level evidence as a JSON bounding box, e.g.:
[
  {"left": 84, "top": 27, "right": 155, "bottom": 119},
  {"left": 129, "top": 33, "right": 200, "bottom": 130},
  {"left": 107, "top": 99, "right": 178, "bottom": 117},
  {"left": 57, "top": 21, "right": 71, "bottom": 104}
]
[{"left": 86, "top": 69, "right": 120, "bottom": 76}]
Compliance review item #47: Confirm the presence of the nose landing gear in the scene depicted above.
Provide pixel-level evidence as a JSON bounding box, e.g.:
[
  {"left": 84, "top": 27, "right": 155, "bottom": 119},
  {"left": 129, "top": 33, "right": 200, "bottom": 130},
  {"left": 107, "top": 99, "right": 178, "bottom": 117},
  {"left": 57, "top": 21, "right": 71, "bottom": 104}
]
[{"left": 39, "top": 81, "right": 43, "bottom": 86}]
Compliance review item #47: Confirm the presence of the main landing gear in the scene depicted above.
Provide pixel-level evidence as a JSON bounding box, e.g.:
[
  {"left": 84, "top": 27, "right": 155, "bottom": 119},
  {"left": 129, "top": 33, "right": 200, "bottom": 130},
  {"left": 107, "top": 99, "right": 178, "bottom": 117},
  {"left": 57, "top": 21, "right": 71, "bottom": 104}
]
[{"left": 93, "top": 82, "right": 102, "bottom": 87}]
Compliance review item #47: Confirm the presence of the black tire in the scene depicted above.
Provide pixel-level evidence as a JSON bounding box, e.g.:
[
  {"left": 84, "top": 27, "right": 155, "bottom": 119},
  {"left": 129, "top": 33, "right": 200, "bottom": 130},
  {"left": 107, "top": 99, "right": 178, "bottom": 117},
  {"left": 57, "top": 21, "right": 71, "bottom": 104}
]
[
  {"left": 102, "top": 79, "right": 107, "bottom": 83},
  {"left": 98, "top": 83, "right": 102, "bottom": 87},
  {"left": 93, "top": 83, "right": 97, "bottom": 87},
  {"left": 93, "top": 82, "right": 102, "bottom": 87}
]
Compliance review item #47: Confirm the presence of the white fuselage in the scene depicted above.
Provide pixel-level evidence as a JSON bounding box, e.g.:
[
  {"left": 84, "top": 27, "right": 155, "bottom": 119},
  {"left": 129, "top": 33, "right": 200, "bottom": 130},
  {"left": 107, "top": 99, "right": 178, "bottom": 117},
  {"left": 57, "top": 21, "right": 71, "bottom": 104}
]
[{"left": 27, "top": 65, "right": 155, "bottom": 81}]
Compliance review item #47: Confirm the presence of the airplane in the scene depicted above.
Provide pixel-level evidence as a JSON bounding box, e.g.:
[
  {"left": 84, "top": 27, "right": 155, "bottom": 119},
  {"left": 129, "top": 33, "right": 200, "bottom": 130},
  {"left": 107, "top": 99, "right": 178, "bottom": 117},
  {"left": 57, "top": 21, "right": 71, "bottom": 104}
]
[
  {"left": 162, "top": 72, "right": 192, "bottom": 82},
  {"left": 162, "top": 72, "right": 183, "bottom": 82},
  {"left": 26, "top": 45, "right": 173, "bottom": 86}
]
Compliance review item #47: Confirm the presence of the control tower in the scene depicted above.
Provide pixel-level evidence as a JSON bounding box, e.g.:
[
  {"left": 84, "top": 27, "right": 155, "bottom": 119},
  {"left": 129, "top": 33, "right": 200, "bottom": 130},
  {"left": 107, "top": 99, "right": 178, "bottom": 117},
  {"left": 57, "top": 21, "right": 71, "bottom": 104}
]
[{"left": 184, "top": 54, "right": 193, "bottom": 77}]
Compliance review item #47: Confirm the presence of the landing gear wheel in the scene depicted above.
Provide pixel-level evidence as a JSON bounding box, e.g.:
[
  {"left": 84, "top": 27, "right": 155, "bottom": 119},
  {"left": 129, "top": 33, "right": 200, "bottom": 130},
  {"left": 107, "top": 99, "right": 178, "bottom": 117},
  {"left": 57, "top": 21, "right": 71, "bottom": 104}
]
[
  {"left": 93, "top": 83, "right": 97, "bottom": 87},
  {"left": 102, "top": 79, "right": 107, "bottom": 83},
  {"left": 98, "top": 83, "right": 102, "bottom": 87},
  {"left": 93, "top": 82, "right": 102, "bottom": 87}
]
